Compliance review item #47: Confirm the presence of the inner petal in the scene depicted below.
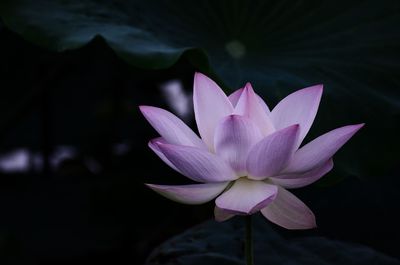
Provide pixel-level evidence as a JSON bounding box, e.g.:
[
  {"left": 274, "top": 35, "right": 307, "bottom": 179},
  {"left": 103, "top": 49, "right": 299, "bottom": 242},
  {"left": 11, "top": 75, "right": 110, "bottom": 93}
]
[
  {"left": 214, "top": 115, "right": 263, "bottom": 176},
  {"left": 234, "top": 83, "right": 275, "bottom": 136}
]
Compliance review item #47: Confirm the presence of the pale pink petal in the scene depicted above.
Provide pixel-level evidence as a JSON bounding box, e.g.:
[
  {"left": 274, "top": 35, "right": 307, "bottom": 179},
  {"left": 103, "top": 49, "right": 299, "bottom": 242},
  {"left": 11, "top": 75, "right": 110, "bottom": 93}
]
[
  {"left": 157, "top": 143, "right": 237, "bottom": 183},
  {"left": 215, "top": 178, "right": 277, "bottom": 215},
  {"left": 247, "top": 125, "right": 300, "bottom": 180},
  {"left": 146, "top": 182, "right": 228, "bottom": 205},
  {"left": 139, "top": 106, "right": 206, "bottom": 149},
  {"left": 270, "top": 85, "right": 323, "bottom": 148},
  {"left": 270, "top": 159, "right": 333, "bottom": 189},
  {"left": 261, "top": 187, "right": 316, "bottom": 230},
  {"left": 229, "top": 87, "right": 270, "bottom": 114},
  {"left": 193, "top": 73, "right": 234, "bottom": 150},
  {"left": 148, "top": 137, "right": 181, "bottom": 173},
  {"left": 214, "top": 206, "right": 235, "bottom": 222},
  {"left": 214, "top": 115, "right": 263, "bottom": 176},
  {"left": 284, "top": 124, "right": 364, "bottom": 173},
  {"left": 234, "top": 83, "right": 274, "bottom": 135},
  {"left": 228, "top": 88, "right": 244, "bottom": 107}
]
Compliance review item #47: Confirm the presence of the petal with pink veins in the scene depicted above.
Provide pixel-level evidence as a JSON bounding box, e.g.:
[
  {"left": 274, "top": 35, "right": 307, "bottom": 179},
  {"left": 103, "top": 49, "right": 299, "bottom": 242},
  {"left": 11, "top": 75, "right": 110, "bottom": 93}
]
[
  {"left": 214, "top": 115, "right": 263, "bottom": 176},
  {"left": 234, "top": 83, "right": 274, "bottom": 135},
  {"left": 270, "top": 85, "right": 323, "bottom": 148},
  {"left": 261, "top": 186, "right": 316, "bottom": 230},
  {"left": 146, "top": 182, "right": 229, "bottom": 205},
  {"left": 284, "top": 124, "right": 364, "bottom": 173},
  {"left": 139, "top": 105, "right": 206, "bottom": 149},
  {"left": 216, "top": 178, "right": 277, "bottom": 215},
  {"left": 148, "top": 137, "right": 181, "bottom": 173},
  {"left": 247, "top": 125, "right": 300, "bottom": 180},
  {"left": 157, "top": 143, "right": 237, "bottom": 183},
  {"left": 270, "top": 159, "right": 333, "bottom": 189},
  {"left": 193, "top": 73, "right": 234, "bottom": 151}
]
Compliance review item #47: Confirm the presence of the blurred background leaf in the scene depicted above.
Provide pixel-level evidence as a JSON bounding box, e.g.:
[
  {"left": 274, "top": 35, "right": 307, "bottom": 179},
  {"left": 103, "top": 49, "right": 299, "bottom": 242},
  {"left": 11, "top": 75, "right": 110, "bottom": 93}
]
[
  {"left": 146, "top": 215, "right": 400, "bottom": 265},
  {"left": 1, "top": 0, "right": 399, "bottom": 180}
]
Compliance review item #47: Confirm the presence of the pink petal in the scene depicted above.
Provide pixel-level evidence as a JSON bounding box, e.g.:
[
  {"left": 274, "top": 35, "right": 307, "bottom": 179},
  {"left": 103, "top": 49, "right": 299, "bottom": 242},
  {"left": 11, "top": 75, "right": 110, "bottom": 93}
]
[
  {"left": 193, "top": 73, "right": 234, "bottom": 150},
  {"left": 148, "top": 137, "right": 181, "bottom": 173},
  {"left": 214, "top": 206, "right": 235, "bottom": 222},
  {"left": 139, "top": 105, "right": 206, "bottom": 149},
  {"left": 146, "top": 182, "right": 228, "bottom": 205},
  {"left": 247, "top": 125, "right": 300, "bottom": 180},
  {"left": 270, "top": 85, "right": 323, "bottom": 148},
  {"left": 157, "top": 143, "right": 237, "bottom": 183},
  {"left": 215, "top": 178, "right": 277, "bottom": 215},
  {"left": 284, "top": 124, "right": 364, "bottom": 173},
  {"left": 214, "top": 115, "right": 263, "bottom": 176},
  {"left": 234, "top": 83, "right": 274, "bottom": 135},
  {"left": 261, "top": 187, "right": 316, "bottom": 230},
  {"left": 228, "top": 88, "right": 244, "bottom": 107},
  {"left": 270, "top": 159, "right": 333, "bottom": 189},
  {"left": 229, "top": 86, "right": 270, "bottom": 114}
]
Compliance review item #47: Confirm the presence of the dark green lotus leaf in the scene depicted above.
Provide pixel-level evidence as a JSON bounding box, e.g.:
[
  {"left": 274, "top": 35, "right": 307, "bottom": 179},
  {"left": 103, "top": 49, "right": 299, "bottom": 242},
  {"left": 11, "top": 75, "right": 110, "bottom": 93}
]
[
  {"left": 1, "top": 0, "right": 399, "bottom": 178},
  {"left": 145, "top": 215, "right": 400, "bottom": 265}
]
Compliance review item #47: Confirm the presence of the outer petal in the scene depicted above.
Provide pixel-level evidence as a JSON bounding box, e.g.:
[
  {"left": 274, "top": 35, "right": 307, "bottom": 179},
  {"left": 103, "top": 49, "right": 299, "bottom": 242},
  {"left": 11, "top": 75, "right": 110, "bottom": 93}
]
[
  {"left": 157, "top": 143, "right": 237, "bottom": 183},
  {"left": 140, "top": 105, "right": 206, "bottom": 149},
  {"left": 270, "top": 159, "right": 333, "bottom": 189},
  {"left": 146, "top": 182, "right": 228, "bottom": 205},
  {"left": 234, "top": 83, "right": 274, "bottom": 135},
  {"left": 214, "top": 115, "right": 263, "bottom": 176},
  {"left": 261, "top": 187, "right": 316, "bottom": 230},
  {"left": 284, "top": 124, "right": 364, "bottom": 173},
  {"left": 215, "top": 178, "right": 277, "bottom": 215},
  {"left": 148, "top": 137, "right": 181, "bottom": 173},
  {"left": 214, "top": 206, "right": 235, "bottom": 222},
  {"left": 193, "top": 73, "right": 234, "bottom": 150},
  {"left": 247, "top": 125, "right": 300, "bottom": 180},
  {"left": 270, "top": 85, "right": 323, "bottom": 148}
]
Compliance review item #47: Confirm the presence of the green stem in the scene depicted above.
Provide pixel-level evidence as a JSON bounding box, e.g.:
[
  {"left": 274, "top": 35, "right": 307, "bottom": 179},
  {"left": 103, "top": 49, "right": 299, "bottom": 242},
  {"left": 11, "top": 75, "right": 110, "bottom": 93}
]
[{"left": 245, "top": 215, "right": 254, "bottom": 265}]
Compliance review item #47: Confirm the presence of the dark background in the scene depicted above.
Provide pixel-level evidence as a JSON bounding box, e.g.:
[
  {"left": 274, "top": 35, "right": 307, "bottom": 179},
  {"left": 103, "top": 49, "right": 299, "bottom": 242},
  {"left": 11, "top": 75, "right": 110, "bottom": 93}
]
[{"left": 0, "top": 2, "right": 399, "bottom": 264}]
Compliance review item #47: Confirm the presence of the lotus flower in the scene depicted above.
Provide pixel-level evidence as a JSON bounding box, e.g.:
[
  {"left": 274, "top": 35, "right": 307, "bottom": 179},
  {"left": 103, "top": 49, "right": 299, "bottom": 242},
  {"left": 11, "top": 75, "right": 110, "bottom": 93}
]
[{"left": 140, "top": 73, "right": 363, "bottom": 230}]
